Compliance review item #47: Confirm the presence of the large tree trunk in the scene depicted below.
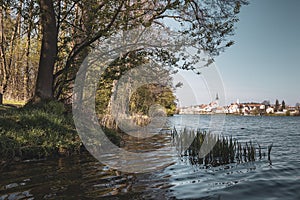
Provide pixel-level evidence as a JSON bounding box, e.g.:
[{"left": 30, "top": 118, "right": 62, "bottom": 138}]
[
  {"left": 34, "top": 0, "right": 57, "bottom": 101},
  {"left": 24, "top": 1, "right": 34, "bottom": 101},
  {"left": 0, "top": 6, "right": 8, "bottom": 97}
]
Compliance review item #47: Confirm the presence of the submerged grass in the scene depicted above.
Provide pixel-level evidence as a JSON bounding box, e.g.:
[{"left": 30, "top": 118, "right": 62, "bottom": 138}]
[
  {"left": 0, "top": 101, "right": 121, "bottom": 162},
  {"left": 172, "top": 128, "right": 271, "bottom": 167}
]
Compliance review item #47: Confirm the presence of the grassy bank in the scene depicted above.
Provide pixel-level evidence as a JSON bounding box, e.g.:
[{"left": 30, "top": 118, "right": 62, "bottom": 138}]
[{"left": 0, "top": 101, "right": 121, "bottom": 162}]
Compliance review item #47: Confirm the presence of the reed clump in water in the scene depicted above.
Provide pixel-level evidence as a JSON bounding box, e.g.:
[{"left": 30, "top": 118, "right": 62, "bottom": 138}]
[{"left": 171, "top": 128, "right": 269, "bottom": 167}]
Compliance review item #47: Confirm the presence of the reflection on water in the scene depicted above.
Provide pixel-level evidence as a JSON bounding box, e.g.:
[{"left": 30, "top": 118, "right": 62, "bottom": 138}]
[
  {"left": 1, "top": 115, "right": 300, "bottom": 199},
  {"left": 1, "top": 154, "right": 135, "bottom": 199}
]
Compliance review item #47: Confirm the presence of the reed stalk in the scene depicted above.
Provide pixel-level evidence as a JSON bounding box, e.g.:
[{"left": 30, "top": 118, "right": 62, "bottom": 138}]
[{"left": 171, "top": 128, "right": 271, "bottom": 167}]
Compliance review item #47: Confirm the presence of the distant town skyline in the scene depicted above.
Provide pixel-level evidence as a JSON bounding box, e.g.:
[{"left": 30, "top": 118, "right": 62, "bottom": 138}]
[
  {"left": 176, "top": 91, "right": 295, "bottom": 108},
  {"left": 178, "top": 98, "right": 299, "bottom": 116},
  {"left": 174, "top": 0, "right": 300, "bottom": 107}
]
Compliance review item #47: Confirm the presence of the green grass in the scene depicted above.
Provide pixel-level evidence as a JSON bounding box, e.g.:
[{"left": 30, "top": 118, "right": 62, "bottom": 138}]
[{"left": 0, "top": 101, "right": 121, "bottom": 162}]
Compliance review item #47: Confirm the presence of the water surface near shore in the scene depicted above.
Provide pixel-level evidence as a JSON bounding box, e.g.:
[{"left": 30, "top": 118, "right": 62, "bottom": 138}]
[{"left": 1, "top": 115, "right": 300, "bottom": 199}]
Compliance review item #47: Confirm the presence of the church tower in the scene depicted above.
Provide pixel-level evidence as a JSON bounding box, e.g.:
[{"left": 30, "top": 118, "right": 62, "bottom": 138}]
[{"left": 215, "top": 93, "right": 219, "bottom": 106}]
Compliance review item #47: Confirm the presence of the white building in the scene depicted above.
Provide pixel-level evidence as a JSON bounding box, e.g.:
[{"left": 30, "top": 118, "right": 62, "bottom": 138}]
[
  {"left": 266, "top": 107, "right": 274, "bottom": 114},
  {"left": 226, "top": 104, "right": 239, "bottom": 114}
]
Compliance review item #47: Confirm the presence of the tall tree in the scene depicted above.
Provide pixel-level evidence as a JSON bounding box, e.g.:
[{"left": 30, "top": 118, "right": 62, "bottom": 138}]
[
  {"left": 0, "top": 5, "right": 8, "bottom": 96},
  {"left": 33, "top": 0, "right": 57, "bottom": 101},
  {"left": 275, "top": 99, "right": 279, "bottom": 112},
  {"left": 24, "top": 0, "right": 35, "bottom": 100},
  {"left": 281, "top": 100, "right": 286, "bottom": 110}
]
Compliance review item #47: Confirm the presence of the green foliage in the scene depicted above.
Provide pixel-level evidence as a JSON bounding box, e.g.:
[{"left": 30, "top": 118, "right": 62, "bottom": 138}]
[
  {"left": 282, "top": 100, "right": 286, "bottom": 110},
  {"left": 96, "top": 82, "right": 113, "bottom": 117},
  {"left": 275, "top": 99, "right": 280, "bottom": 112},
  {"left": 129, "top": 84, "right": 177, "bottom": 116},
  {"left": 95, "top": 51, "right": 178, "bottom": 120}
]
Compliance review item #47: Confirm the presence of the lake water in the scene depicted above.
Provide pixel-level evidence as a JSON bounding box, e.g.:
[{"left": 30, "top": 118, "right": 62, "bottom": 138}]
[{"left": 1, "top": 115, "right": 300, "bottom": 199}]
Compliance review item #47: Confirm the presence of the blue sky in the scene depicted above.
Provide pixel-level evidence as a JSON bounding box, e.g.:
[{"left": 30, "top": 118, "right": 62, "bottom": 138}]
[{"left": 175, "top": 0, "right": 300, "bottom": 106}]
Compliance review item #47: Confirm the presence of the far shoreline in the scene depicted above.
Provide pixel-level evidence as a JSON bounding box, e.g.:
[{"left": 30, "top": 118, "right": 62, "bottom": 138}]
[{"left": 174, "top": 113, "right": 300, "bottom": 117}]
